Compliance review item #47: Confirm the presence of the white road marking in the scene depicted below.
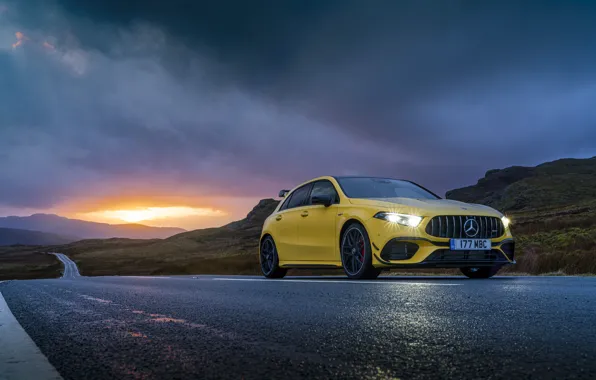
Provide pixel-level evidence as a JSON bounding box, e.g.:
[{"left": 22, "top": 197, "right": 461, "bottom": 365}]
[
  {"left": 210, "top": 277, "right": 461, "bottom": 286},
  {"left": 79, "top": 295, "right": 113, "bottom": 304},
  {"left": 0, "top": 292, "right": 63, "bottom": 380},
  {"left": 122, "top": 276, "right": 173, "bottom": 279}
]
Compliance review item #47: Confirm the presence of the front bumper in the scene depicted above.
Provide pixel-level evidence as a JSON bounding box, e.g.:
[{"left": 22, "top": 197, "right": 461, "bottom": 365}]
[{"left": 371, "top": 236, "right": 515, "bottom": 269}]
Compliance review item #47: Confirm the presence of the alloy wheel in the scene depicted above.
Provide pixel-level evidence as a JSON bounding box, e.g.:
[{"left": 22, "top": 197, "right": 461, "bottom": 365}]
[
  {"left": 260, "top": 238, "right": 275, "bottom": 275},
  {"left": 341, "top": 227, "right": 366, "bottom": 276}
]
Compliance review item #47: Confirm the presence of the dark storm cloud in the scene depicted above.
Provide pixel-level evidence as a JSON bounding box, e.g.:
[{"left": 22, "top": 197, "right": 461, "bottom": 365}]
[{"left": 1, "top": 0, "right": 596, "bottom": 211}]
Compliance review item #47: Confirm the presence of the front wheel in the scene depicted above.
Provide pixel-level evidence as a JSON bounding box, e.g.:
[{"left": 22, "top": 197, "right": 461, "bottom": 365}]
[
  {"left": 340, "top": 223, "right": 381, "bottom": 279},
  {"left": 460, "top": 266, "right": 501, "bottom": 279},
  {"left": 260, "top": 236, "right": 287, "bottom": 279}
]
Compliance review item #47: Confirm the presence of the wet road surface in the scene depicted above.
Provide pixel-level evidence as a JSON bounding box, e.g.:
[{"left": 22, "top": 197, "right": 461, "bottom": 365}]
[{"left": 1, "top": 274, "right": 595, "bottom": 379}]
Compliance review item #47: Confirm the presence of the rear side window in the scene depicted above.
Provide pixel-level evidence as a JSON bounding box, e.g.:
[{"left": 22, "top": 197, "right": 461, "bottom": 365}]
[
  {"left": 279, "top": 193, "right": 293, "bottom": 211},
  {"left": 286, "top": 184, "right": 312, "bottom": 209},
  {"left": 308, "top": 180, "right": 339, "bottom": 204}
]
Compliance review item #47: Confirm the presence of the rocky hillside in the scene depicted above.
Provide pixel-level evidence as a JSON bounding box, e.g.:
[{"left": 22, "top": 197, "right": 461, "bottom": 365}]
[
  {"left": 223, "top": 199, "right": 280, "bottom": 231},
  {"left": 446, "top": 157, "right": 596, "bottom": 212}
]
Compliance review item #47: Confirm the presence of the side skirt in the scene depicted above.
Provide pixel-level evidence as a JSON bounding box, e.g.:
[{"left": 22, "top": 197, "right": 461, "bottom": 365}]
[{"left": 279, "top": 263, "right": 343, "bottom": 269}]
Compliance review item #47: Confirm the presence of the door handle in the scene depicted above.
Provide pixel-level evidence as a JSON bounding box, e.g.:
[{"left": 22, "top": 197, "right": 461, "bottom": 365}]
[
  {"left": 301, "top": 211, "right": 309, "bottom": 217},
  {"left": 275, "top": 215, "right": 282, "bottom": 221}
]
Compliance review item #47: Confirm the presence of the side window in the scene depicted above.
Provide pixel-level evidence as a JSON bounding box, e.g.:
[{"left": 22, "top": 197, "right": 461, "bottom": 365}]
[
  {"left": 309, "top": 180, "right": 339, "bottom": 205},
  {"left": 279, "top": 193, "right": 293, "bottom": 211},
  {"left": 286, "top": 184, "right": 312, "bottom": 209}
]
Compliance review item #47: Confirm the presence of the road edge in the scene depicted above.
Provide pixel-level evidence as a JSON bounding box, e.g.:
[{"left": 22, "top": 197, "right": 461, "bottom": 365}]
[{"left": 0, "top": 291, "right": 63, "bottom": 380}]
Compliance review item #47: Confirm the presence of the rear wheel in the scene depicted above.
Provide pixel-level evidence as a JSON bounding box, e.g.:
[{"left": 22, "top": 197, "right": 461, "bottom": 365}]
[
  {"left": 340, "top": 223, "right": 381, "bottom": 280},
  {"left": 460, "top": 266, "right": 501, "bottom": 279},
  {"left": 260, "top": 236, "right": 287, "bottom": 278}
]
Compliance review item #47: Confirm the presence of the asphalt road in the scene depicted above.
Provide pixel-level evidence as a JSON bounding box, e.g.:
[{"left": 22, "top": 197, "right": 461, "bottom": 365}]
[
  {"left": 50, "top": 253, "right": 81, "bottom": 279},
  {"left": 1, "top": 270, "right": 596, "bottom": 379}
]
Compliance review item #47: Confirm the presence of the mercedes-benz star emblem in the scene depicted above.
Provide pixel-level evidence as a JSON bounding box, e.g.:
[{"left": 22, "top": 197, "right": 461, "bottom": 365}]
[{"left": 464, "top": 218, "right": 479, "bottom": 237}]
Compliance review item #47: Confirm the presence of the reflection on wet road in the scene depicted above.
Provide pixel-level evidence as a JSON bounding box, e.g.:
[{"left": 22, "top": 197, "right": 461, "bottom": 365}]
[{"left": 1, "top": 275, "right": 595, "bottom": 379}]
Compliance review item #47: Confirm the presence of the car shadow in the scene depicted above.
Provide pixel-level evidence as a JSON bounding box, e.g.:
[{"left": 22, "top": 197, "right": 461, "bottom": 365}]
[{"left": 287, "top": 276, "right": 519, "bottom": 282}]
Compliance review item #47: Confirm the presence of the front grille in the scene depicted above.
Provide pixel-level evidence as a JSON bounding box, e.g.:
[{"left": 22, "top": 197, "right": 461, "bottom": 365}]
[
  {"left": 426, "top": 249, "right": 507, "bottom": 262},
  {"left": 425, "top": 215, "right": 504, "bottom": 239}
]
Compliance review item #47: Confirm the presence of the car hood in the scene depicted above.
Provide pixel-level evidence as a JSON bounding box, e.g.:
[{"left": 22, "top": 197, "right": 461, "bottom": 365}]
[{"left": 348, "top": 197, "right": 502, "bottom": 217}]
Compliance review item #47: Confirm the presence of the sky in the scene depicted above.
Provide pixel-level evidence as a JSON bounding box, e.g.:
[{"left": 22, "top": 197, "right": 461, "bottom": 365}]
[{"left": 1, "top": 0, "right": 595, "bottom": 229}]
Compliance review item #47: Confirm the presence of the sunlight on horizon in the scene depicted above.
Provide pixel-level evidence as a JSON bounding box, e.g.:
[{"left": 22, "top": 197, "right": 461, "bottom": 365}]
[{"left": 81, "top": 207, "right": 226, "bottom": 224}]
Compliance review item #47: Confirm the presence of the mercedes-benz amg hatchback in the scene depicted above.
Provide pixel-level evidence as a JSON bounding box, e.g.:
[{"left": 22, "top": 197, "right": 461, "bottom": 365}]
[{"left": 259, "top": 176, "right": 515, "bottom": 279}]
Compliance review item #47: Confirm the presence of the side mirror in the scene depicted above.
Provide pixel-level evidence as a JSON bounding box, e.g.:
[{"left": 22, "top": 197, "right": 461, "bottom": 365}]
[
  {"left": 311, "top": 194, "right": 333, "bottom": 207},
  {"left": 278, "top": 189, "right": 290, "bottom": 198}
]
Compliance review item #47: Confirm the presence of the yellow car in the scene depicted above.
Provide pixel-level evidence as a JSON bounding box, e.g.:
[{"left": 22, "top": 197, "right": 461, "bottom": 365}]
[{"left": 259, "top": 176, "right": 515, "bottom": 279}]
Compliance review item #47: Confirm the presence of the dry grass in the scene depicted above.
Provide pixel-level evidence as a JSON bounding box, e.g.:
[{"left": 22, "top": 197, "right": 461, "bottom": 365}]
[
  {"left": 51, "top": 226, "right": 263, "bottom": 276},
  {"left": 505, "top": 201, "right": 596, "bottom": 275},
  {"left": 0, "top": 246, "right": 62, "bottom": 280}
]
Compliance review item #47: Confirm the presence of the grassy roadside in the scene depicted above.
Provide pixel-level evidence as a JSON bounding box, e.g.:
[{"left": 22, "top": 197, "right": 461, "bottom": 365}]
[
  {"left": 0, "top": 246, "right": 62, "bottom": 280},
  {"left": 503, "top": 200, "right": 596, "bottom": 275}
]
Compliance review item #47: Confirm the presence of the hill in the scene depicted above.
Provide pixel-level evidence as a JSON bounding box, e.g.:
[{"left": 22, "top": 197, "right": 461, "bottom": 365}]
[
  {"left": 0, "top": 246, "right": 62, "bottom": 280},
  {"left": 447, "top": 157, "right": 596, "bottom": 275},
  {"left": 55, "top": 199, "right": 280, "bottom": 276},
  {"left": 445, "top": 156, "right": 596, "bottom": 212},
  {"left": 0, "top": 214, "right": 186, "bottom": 239},
  {"left": 0, "top": 228, "right": 74, "bottom": 246}
]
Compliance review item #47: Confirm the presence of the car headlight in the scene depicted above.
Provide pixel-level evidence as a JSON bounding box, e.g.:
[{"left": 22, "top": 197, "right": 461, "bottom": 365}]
[
  {"left": 374, "top": 212, "right": 422, "bottom": 227},
  {"left": 501, "top": 216, "right": 511, "bottom": 229}
]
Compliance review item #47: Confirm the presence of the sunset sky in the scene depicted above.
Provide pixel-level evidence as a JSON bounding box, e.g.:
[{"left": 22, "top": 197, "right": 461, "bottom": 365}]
[{"left": 1, "top": 0, "right": 596, "bottom": 230}]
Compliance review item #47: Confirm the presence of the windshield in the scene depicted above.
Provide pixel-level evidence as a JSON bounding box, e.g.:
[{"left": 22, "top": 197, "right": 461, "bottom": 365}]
[{"left": 336, "top": 177, "right": 440, "bottom": 200}]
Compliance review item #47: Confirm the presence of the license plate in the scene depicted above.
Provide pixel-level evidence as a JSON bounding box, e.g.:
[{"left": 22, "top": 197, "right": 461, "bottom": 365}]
[{"left": 450, "top": 239, "right": 491, "bottom": 250}]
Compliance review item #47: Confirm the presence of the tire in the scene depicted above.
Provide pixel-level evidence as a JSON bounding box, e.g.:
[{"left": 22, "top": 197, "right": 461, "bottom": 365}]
[
  {"left": 260, "top": 236, "right": 287, "bottom": 279},
  {"left": 460, "top": 266, "right": 501, "bottom": 279},
  {"left": 340, "top": 223, "right": 381, "bottom": 280}
]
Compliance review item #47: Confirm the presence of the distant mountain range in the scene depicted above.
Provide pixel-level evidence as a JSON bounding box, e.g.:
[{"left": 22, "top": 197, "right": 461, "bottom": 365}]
[
  {"left": 0, "top": 227, "right": 74, "bottom": 246},
  {"left": 0, "top": 214, "right": 186, "bottom": 245}
]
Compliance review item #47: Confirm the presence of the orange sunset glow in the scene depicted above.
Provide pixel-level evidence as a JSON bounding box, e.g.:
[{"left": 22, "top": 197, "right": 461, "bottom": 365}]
[
  {"left": 50, "top": 194, "right": 261, "bottom": 229},
  {"left": 80, "top": 206, "right": 226, "bottom": 224}
]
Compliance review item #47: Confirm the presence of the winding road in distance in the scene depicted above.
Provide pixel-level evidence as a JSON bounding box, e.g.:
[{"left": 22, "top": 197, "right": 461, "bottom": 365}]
[
  {"left": 50, "top": 253, "right": 81, "bottom": 279},
  {"left": 1, "top": 253, "right": 596, "bottom": 379}
]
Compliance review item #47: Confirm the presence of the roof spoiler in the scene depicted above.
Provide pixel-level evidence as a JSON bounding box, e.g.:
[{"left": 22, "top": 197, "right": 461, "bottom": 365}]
[{"left": 278, "top": 189, "right": 290, "bottom": 198}]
